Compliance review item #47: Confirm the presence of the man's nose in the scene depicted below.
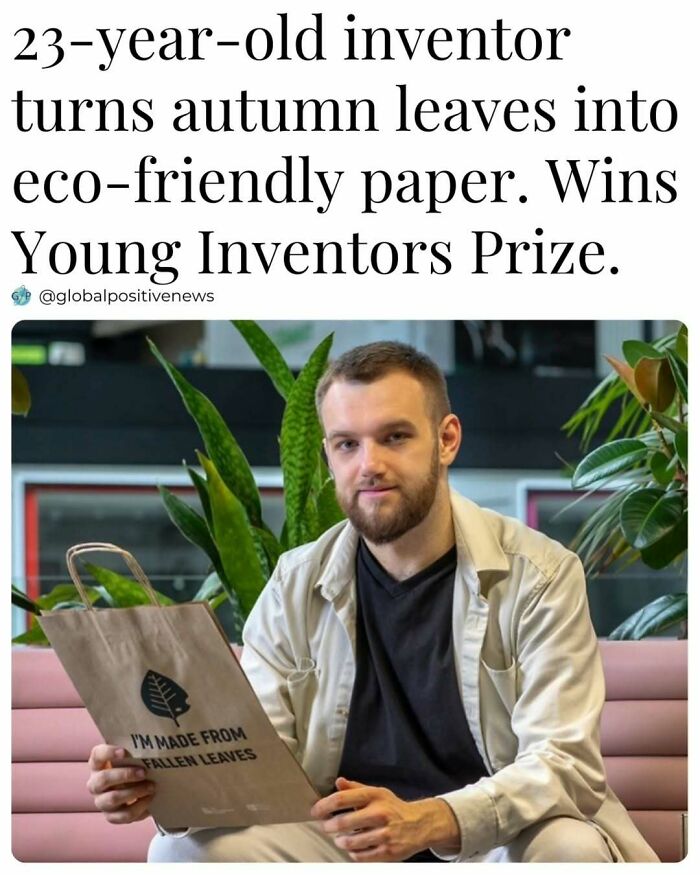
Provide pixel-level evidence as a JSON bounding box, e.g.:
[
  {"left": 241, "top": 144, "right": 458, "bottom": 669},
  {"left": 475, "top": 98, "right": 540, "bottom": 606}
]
[{"left": 359, "top": 441, "right": 387, "bottom": 477}]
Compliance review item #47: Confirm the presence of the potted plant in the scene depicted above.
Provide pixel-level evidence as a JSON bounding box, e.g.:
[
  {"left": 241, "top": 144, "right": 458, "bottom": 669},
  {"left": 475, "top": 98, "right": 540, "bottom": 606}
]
[
  {"left": 12, "top": 321, "right": 345, "bottom": 645},
  {"left": 564, "top": 323, "right": 687, "bottom": 639}
]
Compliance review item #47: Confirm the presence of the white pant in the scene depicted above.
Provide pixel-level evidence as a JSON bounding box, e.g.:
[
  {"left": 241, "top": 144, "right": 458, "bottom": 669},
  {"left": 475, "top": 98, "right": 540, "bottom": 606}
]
[{"left": 148, "top": 816, "right": 617, "bottom": 863}]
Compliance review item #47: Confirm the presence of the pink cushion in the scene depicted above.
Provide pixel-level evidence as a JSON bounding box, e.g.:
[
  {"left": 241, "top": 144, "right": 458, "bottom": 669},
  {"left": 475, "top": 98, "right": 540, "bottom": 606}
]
[
  {"left": 600, "top": 699, "right": 687, "bottom": 756},
  {"left": 12, "top": 812, "right": 155, "bottom": 863},
  {"left": 12, "top": 641, "right": 687, "bottom": 862},
  {"left": 598, "top": 639, "right": 687, "bottom": 700}
]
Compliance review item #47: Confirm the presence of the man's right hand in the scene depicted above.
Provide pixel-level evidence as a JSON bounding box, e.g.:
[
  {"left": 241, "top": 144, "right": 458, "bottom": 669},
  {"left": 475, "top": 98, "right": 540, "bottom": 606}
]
[{"left": 86, "top": 744, "right": 156, "bottom": 824}]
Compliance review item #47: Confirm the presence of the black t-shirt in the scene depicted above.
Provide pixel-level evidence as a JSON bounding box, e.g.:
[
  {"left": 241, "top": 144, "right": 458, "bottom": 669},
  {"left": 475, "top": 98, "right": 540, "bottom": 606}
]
[{"left": 337, "top": 539, "right": 488, "bottom": 862}]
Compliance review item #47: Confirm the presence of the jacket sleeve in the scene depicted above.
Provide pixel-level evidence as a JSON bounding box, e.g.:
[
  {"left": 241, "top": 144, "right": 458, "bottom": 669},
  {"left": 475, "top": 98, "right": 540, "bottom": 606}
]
[
  {"left": 239, "top": 563, "right": 300, "bottom": 758},
  {"left": 437, "top": 552, "right": 608, "bottom": 860}
]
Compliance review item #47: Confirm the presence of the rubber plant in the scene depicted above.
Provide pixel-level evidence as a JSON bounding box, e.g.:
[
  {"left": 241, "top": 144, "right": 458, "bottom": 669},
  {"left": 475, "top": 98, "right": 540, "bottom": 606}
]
[
  {"left": 564, "top": 323, "right": 687, "bottom": 639},
  {"left": 150, "top": 321, "right": 345, "bottom": 641}
]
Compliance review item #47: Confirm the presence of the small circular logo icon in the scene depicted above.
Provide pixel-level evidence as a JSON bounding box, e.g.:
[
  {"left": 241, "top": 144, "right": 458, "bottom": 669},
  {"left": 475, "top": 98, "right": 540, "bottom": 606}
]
[{"left": 12, "top": 285, "right": 31, "bottom": 306}]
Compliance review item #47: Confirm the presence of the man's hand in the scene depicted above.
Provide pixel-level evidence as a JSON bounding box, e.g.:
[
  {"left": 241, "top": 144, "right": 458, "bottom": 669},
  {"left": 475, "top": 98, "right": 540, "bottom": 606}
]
[
  {"left": 86, "top": 744, "right": 156, "bottom": 824},
  {"left": 310, "top": 777, "right": 461, "bottom": 862}
]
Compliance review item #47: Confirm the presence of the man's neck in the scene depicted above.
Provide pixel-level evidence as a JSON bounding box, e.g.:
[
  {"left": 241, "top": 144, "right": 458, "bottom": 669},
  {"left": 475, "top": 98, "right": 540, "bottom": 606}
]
[{"left": 362, "top": 483, "right": 455, "bottom": 581}]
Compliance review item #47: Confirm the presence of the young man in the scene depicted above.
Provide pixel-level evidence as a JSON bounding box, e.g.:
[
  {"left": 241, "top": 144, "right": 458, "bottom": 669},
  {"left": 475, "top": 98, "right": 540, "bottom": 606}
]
[{"left": 87, "top": 341, "right": 659, "bottom": 863}]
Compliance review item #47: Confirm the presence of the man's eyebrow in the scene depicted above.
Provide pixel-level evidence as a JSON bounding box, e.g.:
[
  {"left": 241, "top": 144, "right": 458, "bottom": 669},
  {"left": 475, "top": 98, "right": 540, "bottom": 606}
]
[{"left": 326, "top": 420, "right": 416, "bottom": 441}]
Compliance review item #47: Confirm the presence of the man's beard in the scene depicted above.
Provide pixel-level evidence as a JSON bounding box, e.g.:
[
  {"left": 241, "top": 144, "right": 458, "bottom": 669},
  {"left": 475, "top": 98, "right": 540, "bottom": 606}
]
[{"left": 337, "top": 443, "right": 440, "bottom": 545}]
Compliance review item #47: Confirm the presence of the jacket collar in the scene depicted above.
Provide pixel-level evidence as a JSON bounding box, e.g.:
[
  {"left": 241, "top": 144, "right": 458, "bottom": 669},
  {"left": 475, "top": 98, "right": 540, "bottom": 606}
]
[{"left": 314, "top": 489, "right": 510, "bottom": 601}]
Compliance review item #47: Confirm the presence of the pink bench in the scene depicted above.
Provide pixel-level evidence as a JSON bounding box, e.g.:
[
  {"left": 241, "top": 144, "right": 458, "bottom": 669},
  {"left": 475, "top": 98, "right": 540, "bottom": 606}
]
[{"left": 12, "top": 640, "right": 687, "bottom": 862}]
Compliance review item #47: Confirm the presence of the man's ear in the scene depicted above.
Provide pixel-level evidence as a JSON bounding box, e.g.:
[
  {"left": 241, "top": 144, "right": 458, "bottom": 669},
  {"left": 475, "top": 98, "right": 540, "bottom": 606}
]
[{"left": 439, "top": 414, "right": 462, "bottom": 465}]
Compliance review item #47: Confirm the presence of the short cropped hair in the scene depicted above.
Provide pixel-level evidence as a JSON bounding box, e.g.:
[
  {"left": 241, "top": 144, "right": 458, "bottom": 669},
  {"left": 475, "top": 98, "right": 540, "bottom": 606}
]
[{"left": 315, "top": 341, "right": 451, "bottom": 424}]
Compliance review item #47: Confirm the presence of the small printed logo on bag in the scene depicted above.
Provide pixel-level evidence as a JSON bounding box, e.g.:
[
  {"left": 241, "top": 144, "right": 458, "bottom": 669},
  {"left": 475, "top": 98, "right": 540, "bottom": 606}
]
[{"left": 140, "top": 669, "right": 191, "bottom": 727}]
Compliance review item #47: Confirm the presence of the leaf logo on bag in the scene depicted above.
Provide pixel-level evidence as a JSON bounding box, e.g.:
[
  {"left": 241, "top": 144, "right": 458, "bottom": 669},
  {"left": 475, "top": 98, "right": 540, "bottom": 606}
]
[{"left": 140, "top": 670, "right": 191, "bottom": 727}]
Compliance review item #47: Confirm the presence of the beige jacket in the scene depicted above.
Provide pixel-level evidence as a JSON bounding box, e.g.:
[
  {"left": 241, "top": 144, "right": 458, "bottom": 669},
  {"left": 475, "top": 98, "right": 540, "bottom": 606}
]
[{"left": 241, "top": 491, "right": 659, "bottom": 862}]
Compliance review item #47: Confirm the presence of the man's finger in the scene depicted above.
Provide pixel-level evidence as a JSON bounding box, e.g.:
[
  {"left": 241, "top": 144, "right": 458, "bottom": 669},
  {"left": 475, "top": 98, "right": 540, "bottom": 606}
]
[
  {"left": 335, "top": 827, "right": 388, "bottom": 854},
  {"left": 310, "top": 788, "right": 372, "bottom": 820},
  {"left": 104, "top": 796, "right": 153, "bottom": 825},
  {"left": 87, "top": 765, "right": 148, "bottom": 796},
  {"left": 93, "top": 781, "right": 155, "bottom": 812},
  {"left": 320, "top": 809, "right": 386, "bottom": 835},
  {"left": 88, "top": 744, "right": 127, "bottom": 771}
]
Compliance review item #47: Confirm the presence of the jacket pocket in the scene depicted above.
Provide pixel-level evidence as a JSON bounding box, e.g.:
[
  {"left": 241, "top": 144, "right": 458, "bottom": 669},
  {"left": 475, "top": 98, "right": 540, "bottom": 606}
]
[
  {"left": 286, "top": 657, "right": 319, "bottom": 738},
  {"left": 480, "top": 658, "right": 518, "bottom": 714}
]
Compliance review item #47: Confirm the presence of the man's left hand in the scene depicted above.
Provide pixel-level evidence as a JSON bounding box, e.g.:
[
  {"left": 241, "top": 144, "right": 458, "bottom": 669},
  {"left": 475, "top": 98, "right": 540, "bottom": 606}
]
[{"left": 310, "top": 777, "right": 461, "bottom": 862}]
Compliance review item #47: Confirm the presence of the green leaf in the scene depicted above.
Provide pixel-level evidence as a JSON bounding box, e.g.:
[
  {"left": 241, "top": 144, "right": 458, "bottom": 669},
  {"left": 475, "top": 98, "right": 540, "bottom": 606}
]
[
  {"left": 608, "top": 593, "right": 687, "bottom": 640},
  {"left": 12, "top": 366, "right": 31, "bottom": 416},
  {"left": 13, "top": 624, "right": 50, "bottom": 646},
  {"left": 83, "top": 563, "right": 174, "bottom": 607},
  {"left": 198, "top": 453, "right": 266, "bottom": 617},
  {"left": 36, "top": 582, "right": 101, "bottom": 611},
  {"left": 572, "top": 439, "right": 648, "bottom": 489},
  {"left": 280, "top": 333, "right": 334, "bottom": 547},
  {"left": 675, "top": 430, "right": 688, "bottom": 471},
  {"left": 232, "top": 321, "right": 295, "bottom": 400},
  {"left": 192, "top": 571, "right": 223, "bottom": 602},
  {"left": 187, "top": 466, "right": 213, "bottom": 530},
  {"left": 649, "top": 451, "right": 676, "bottom": 487},
  {"left": 622, "top": 340, "right": 665, "bottom": 366},
  {"left": 148, "top": 338, "right": 262, "bottom": 526},
  {"left": 619, "top": 489, "right": 685, "bottom": 550},
  {"left": 665, "top": 350, "right": 688, "bottom": 404},
  {"left": 316, "top": 476, "right": 346, "bottom": 533},
  {"left": 158, "top": 485, "right": 224, "bottom": 580},
  {"left": 11, "top": 585, "right": 41, "bottom": 615},
  {"left": 675, "top": 324, "right": 688, "bottom": 364},
  {"left": 252, "top": 526, "right": 284, "bottom": 573},
  {"left": 649, "top": 410, "right": 684, "bottom": 433},
  {"left": 640, "top": 511, "right": 687, "bottom": 569},
  {"left": 209, "top": 591, "right": 229, "bottom": 612}
]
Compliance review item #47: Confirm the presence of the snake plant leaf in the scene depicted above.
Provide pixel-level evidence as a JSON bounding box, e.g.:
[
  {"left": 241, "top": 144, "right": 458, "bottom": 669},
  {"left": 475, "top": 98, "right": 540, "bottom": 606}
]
[
  {"left": 232, "top": 321, "right": 295, "bottom": 400},
  {"left": 634, "top": 356, "right": 675, "bottom": 411},
  {"left": 608, "top": 593, "right": 687, "bottom": 640},
  {"left": 250, "top": 528, "right": 273, "bottom": 580},
  {"left": 148, "top": 338, "right": 262, "bottom": 527},
  {"left": 316, "top": 476, "right": 346, "bottom": 532},
  {"left": 665, "top": 350, "right": 688, "bottom": 404},
  {"left": 301, "top": 495, "right": 321, "bottom": 543},
  {"left": 158, "top": 485, "right": 224, "bottom": 581},
  {"left": 676, "top": 324, "right": 688, "bottom": 364},
  {"left": 11, "top": 585, "right": 41, "bottom": 615},
  {"left": 640, "top": 511, "right": 687, "bottom": 569},
  {"left": 252, "top": 526, "right": 283, "bottom": 573},
  {"left": 280, "top": 333, "right": 333, "bottom": 547},
  {"left": 622, "top": 340, "right": 665, "bottom": 366},
  {"left": 11, "top": 366, "right": 31, "bottom": 416},
  {"left": 619, "top": 489, "right": 685, "bottom": 550},
  {"left": 197, "top": 453, "right": 266, "bottom": 617},
  {"left": 649, "top": 451, "right": 677, "bottom": 487},
  {"left": 192, "top": 571, "right": 223, "bottom": 602},
  {"left": 187, "top": 466, "right": 213, "bottom": 531},
  {"left": 572, "top": 439, "right": 648, "bottom": 489},
  {"left": 675, "top": 430, "right": 688, "bottom": 470},
  {"left": 83, "top": 562, "right": 175, "bottom": 606}
]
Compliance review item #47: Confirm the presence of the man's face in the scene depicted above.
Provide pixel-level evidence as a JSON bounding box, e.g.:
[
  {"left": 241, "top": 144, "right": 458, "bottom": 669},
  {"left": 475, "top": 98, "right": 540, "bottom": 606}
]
[{"left": 320, "top": 372, "right": 444, "bottom": 544}]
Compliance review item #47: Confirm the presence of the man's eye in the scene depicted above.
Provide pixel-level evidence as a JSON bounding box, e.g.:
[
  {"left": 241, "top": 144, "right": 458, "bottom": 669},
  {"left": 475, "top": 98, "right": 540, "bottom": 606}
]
[
  {"left": 386, "top": 432, "right": 408, "bottom": 443},
  {"left": 336, "top": 440, "right": 357, "bottom": 451}
]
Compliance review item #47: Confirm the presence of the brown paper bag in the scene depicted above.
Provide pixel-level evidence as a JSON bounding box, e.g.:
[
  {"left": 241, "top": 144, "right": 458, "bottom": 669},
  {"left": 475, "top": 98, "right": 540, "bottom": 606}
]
[{"left": 38, "top": 542, "right": 319, "bottom": 830}]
